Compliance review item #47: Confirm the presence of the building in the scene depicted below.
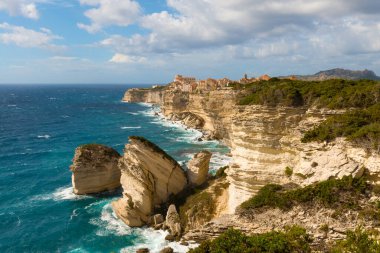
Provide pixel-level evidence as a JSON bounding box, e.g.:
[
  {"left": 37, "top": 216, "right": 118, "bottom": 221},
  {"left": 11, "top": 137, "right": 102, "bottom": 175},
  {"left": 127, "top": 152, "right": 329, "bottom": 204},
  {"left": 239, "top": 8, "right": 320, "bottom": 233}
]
[{"left": 174, "top": 75, "right": 196, "bottom": 84}]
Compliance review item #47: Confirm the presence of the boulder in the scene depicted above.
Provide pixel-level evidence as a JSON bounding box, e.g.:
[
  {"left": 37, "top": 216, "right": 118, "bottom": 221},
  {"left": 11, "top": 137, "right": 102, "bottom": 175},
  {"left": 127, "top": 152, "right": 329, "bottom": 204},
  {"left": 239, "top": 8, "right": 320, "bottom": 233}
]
[
  {"left": 136, "top": 248, "right": 149, "bottom": 253},
  {"left": 153, "top": 214, "right": 164, "bottom": 225},
  {"left": 159, "top": 247, "right": 174, "bottom": 253},
  {"left": 187, "top": 151, "right": 212, "bottom": 186},
  {"left": 166, "top": 204, "right": 182, "bottom": 237},
  {"left": 70, "top": 144, "right": 121, "bottom": 195},
  {"left": 113, "top": 137, "right": 187, "bottom": 227}
]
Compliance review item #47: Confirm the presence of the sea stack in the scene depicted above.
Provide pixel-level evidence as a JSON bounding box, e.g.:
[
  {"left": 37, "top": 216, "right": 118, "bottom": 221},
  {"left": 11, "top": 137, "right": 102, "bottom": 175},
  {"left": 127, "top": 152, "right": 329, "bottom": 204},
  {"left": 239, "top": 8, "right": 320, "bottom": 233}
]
[
  {"left": 186, "top": 151, "right": 212, "bottom": 186},
  {"left": 112, "top": 136, "right": 187, "bottom": 227},
  {"left": 70, "top": 144, "right": 121, "bottom": 195}
]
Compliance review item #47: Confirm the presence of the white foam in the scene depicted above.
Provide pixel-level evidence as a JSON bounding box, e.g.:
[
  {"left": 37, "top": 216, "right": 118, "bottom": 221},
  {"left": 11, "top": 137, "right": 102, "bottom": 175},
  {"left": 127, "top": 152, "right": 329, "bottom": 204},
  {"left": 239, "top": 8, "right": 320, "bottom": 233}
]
[
  {"left": 89, "top": 203, "right": 133, "bottom": 236},
  {"left": 121, "top": 126, "right": 142, "bottom": 129},
  {"left": 31, "top": 186, "right": 90, "bottom": 202},
  {"left": 7, "top": 104, "right": 17, "bottom": 107},
  {"left": 120, "top": 228, "right": 198, "bottom": 253},
  {"left": 52, "top": 186, "right": 88, "bottom": 201},
  {"left": 90, "top": 204, "right": 198, "bottom": 253},
  {"left": 137, "top": 102, "right": 153, "bottom": 107},
  {"left": 37, "top": 135, "right": 51, "bottom": 139},
  {"left": 126, "top": 112, "right": 139, "bottom": 115}
]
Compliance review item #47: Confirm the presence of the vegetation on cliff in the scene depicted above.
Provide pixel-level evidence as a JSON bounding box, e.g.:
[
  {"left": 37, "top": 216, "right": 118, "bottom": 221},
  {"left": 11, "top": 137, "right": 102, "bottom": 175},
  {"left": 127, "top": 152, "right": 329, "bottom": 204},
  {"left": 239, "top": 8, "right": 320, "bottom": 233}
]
[
  {"left": 189, "top": 225, "right": 380, "bottom": 253},
  {"left": 237, "top": 78, "right": 380, "bottom": 151},
  {"left": 189, "top": 226, "right": 312, "bottom": 253},
  {"left": 301, "top": 104, "right": 380, "bottom": 151},
  {"left": 238, "top": 176, "right": 368, "bottom": 212},
  {"left": 237, "top": 78, "right": 380, "bottom": 109}
]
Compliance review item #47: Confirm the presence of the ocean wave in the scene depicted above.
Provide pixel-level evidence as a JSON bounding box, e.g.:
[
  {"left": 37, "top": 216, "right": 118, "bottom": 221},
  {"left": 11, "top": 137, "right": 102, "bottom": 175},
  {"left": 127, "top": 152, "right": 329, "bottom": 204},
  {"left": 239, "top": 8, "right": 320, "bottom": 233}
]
[
  {"left": 89, "top": 204, "right": 197, "bottom": 253},
  {"left": 31, "top": 186, "right": 90, "bottom": 202},
  {"left": 89, "top": 203, "right": 133, "bottom": 236},
  {"left": 121, "top": 126, "right": 142, "bottom": 129},
  {"left": 126, "top": 112, "right": 139, "bottom": 115},
  {"left": 137, "top": 102, "right": 153, "bottom": 107},
  {"left": 37, "top": 135, "right": 51, "bottom": 139}
]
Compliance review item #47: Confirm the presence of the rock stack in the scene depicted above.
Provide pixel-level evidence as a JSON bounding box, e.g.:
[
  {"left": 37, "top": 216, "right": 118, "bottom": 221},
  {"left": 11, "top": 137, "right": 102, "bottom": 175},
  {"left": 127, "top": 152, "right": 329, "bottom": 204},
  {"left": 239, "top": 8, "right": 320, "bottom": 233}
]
[{"left": 70, "top": 144, "right": 121, "bottom": 195}]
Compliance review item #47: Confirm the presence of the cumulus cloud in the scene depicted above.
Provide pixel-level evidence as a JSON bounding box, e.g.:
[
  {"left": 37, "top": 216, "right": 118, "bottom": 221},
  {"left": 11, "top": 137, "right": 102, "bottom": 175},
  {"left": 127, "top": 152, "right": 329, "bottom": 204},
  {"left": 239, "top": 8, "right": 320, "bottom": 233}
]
[
  {"left": 0, "top": 23, "right": 63, "bottom": 50},
  {"left": 97, "top": 0, "right": 380, "bottom": 61},
  {"left": 0, "top": 0, "right": 39, "bottom": 19},
  {"left": 78, "top": 0, "right": 141, "bottom": 33},
  {"left": 109, "top": 53, "right": 146, "bottom": 64}
]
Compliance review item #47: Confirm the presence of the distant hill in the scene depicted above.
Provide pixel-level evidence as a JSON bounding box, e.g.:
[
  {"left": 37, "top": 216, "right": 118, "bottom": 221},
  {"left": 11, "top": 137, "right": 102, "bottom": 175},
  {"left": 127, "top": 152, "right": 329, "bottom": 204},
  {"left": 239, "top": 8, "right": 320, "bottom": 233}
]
[{"left": 281, "top": 68, "right": 380, "bottom": 81}]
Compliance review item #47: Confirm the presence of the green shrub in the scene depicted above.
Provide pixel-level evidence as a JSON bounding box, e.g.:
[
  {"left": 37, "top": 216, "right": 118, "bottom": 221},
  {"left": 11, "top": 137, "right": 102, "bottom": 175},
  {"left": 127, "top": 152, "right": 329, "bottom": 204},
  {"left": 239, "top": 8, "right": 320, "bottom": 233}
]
[
  {"left": 238, "top": 79, "right": 380, "bottom": 109},
  {"left": 285, "top": 167, "right": 293, "bottom": 177},
  {"left": 189, "top": 226, "right": 312, "bottom": 253},
  {"left": 239, "top": 176, "right": 368, "bottom": 211},
  {"left": 301, "top": 104, "right": 380, "bottom": 151},
  {"left": 215, "top": 166, "right": 228, "bottom": 178},
  {"left": 330, "top": 227, "right": 380, "bottom": 253}
]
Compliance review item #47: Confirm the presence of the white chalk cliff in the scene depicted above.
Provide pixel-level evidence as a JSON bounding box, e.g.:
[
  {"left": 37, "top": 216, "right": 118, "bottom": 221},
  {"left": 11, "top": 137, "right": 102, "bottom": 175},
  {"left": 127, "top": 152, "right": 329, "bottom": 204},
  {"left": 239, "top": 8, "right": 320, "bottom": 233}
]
[{"left": 112, "top": 136, "right": 188, "bottom": 227}]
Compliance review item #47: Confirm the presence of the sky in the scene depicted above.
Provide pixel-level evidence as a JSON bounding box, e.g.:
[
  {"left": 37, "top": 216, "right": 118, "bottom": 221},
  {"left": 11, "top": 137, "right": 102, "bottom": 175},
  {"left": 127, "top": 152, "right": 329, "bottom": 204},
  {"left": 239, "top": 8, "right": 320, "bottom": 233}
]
[{"left": 1, "top": 0, "right": 380, "bottom": 84}]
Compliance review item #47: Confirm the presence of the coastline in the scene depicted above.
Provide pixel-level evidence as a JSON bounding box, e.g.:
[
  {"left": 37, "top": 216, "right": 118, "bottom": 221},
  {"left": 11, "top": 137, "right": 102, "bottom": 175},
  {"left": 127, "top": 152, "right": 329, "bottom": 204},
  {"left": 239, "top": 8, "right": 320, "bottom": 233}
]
[{"left": 135, "top": 102, "right": 232, "bottom": 173}]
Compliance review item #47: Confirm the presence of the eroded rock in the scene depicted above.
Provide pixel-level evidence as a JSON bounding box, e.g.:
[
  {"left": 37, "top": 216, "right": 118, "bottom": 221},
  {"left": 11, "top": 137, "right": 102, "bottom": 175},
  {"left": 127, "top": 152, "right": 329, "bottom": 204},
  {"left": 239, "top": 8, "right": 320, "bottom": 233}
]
[
  {"left": 70, "top": 144, "right": 121, "bottom": 195},
  {"left": 112, "top": 137, "right": 187, "bottom": 227},
  {"left": 187, "top": 151, "right": 212, "bottom": 186},
  {"left": 166, "top": 204, "right": 182, "bottom": 237}
]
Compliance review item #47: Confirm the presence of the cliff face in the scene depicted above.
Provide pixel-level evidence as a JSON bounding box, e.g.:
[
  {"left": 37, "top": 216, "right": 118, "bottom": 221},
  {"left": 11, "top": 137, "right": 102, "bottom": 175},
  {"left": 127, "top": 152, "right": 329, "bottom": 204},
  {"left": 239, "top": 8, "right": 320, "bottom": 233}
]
[
  {"left": 70, "top": 144, "right": 121, "bottom": 195},
  {"left": 112, "top": 136, "right": 187, "bottom": 227},
  {"left": 123, "top": 88, "right": 380, "bottom": 213}
]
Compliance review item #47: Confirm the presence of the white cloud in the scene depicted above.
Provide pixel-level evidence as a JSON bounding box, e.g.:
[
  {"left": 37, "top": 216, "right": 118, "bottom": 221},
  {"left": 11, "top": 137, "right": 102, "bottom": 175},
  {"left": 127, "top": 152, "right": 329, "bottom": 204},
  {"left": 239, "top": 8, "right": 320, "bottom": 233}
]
[
  {"left": 78, "top": 0, "right": 141, "bottom": 33},
  {"left": 97, "top": 0, "right": 380, "bottom": 64},
  {"left": 0, "top": 23, "right": 63, "bottom": 50},
  {"left": 109, "top": 53, "right": 146, "bottom": 64},
  {"left": 0, "top": 0, "right": 39, "bottom": 19}
]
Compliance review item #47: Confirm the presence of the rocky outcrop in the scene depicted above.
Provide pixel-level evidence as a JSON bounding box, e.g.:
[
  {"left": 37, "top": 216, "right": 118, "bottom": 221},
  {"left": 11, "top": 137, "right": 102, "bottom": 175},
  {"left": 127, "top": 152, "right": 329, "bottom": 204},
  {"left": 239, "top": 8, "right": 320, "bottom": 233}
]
[
  {"left": 166, "top": 204, "right": 182, "bottom": 237},
  {"left": 168, "top": 112, "right": 205, "bottom": 129},
  {"left": 112, "top": 136, "right": 187, "bottom": 227},
  {"left": 123, "top": 88, "right": 164, "bottom": 103},
  {"left": 70, "top": 144, "right": 121, "bottom": 195},
  {"left": 123, "top": 87, "right": 380, "bottom": 215},
  {"left": 186, "top": 151, "right": 212, "bottom": 186}
]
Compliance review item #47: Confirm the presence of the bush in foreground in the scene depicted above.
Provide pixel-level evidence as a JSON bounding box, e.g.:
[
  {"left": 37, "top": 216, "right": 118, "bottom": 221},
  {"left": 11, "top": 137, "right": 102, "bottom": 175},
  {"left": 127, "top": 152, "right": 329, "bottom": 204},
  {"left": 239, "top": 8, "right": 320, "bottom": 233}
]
[{"left": 189, "top": 226, "right": 312, "bottom": 253}]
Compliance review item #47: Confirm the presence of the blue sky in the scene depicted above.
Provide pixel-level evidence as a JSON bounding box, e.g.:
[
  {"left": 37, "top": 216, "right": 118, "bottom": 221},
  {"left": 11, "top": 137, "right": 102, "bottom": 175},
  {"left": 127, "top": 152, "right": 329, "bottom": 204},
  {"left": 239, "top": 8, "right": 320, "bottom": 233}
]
[{"left": 1, "top": 0, "right": 380, "bottom": 84}]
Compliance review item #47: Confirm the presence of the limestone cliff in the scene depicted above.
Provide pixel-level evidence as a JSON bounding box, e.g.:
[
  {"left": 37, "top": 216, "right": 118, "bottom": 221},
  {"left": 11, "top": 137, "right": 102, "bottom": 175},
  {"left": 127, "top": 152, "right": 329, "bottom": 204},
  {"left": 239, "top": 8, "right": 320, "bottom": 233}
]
[
  {"left": 123, "top": 88, "right": 380, "bottom": 214},
  {"left": 112, "top": 136, "right": 188, "bottom": 227},
  {"left": 70, "top": 144, "right": 121, "bottom": 195}
]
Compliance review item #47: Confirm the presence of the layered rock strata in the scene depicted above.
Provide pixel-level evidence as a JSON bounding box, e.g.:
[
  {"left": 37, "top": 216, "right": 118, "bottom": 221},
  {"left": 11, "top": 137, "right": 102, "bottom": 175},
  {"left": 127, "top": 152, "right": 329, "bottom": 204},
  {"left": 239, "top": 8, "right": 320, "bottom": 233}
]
[
  {"left": 186, "top": 151, "right": 212, "bottom": 186},
  {"left": 112, "top": 136, "right": 188, "bottom": 227},
  {"left": 123, "top": 88, "right": 380, "bottom": 214},
  {"left": 70, "top": 144, "right": 121, "bottom": 195}
]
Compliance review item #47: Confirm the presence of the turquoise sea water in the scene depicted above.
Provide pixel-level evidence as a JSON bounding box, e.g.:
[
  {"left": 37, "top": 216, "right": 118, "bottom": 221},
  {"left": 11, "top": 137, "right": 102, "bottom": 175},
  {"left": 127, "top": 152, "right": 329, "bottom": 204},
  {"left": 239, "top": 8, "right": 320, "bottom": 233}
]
[{"left": 0, "top": 85, "right": 230, "bottom": 253}]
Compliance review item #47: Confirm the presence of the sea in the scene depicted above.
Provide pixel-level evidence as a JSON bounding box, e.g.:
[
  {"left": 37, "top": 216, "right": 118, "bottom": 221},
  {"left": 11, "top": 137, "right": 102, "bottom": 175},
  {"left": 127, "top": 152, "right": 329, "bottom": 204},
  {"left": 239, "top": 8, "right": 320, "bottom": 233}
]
[{"left": 0, "top": 85, "right": 231, "bottom": 253}]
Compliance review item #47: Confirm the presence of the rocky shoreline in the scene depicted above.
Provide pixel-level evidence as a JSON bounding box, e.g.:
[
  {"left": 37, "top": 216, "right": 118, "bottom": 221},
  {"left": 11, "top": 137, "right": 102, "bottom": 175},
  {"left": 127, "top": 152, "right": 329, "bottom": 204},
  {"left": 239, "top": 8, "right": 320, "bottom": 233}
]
[{"left": 67, "top": 84, "right": 380, "bottom": 252}]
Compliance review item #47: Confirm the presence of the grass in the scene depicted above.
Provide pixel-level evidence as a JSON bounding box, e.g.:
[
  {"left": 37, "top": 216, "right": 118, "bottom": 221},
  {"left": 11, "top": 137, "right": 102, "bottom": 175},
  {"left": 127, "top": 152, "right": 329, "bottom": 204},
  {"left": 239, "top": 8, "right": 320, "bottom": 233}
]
[
  {"left": 239, "top": 176, "right": 368, "bottom": 212},
  {"left": 189, "top": 226, "right": 312, "bottom": 253}
]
